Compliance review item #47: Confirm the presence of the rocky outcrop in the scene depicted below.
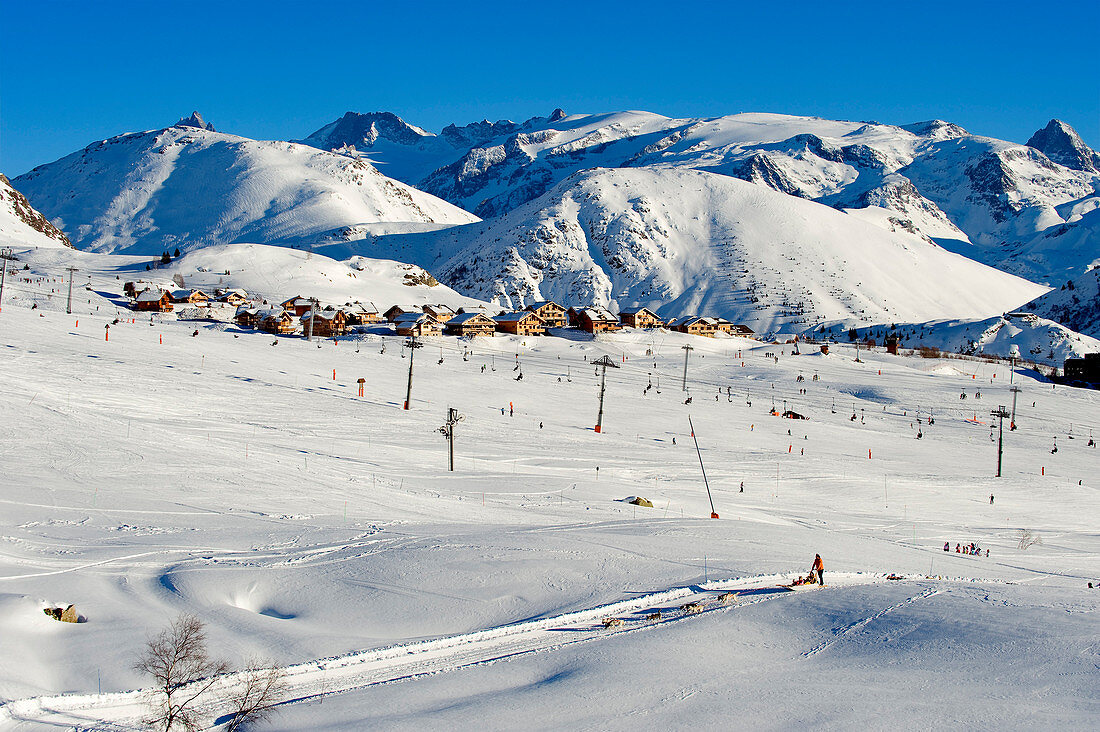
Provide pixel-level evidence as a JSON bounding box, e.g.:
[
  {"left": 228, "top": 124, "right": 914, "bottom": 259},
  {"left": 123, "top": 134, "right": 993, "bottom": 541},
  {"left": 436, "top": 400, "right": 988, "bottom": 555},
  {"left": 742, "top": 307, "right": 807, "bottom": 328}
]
[
  {"left": 175, "top": 111, "right": 215, "bottom": 131},
  {"left": 1026, "top": 119, "right": 1100, "bottom": 173},
  {"left": 0, "top": 174, "right": 72, "bottom": 248}
]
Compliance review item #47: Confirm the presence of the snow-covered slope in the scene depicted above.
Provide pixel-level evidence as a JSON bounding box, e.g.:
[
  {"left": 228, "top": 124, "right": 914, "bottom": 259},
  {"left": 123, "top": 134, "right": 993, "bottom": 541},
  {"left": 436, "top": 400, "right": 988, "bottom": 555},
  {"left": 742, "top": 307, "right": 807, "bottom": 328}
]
[
  {"left": 0, "top": 174, "right": 72, "bottom": 249},
  {"left": 5, "top": 242, "right": 487, "bottom": 315},
  {"left": 351, "top": 167, "right": 1047, "bottom": 333},
  {"left": 307, "top": 110, "right": 1100, "bottom": 283},
  {"left": 12, "top": 116, "right": 478, "bottom": 256},
  {"left": 1022, "top": 265, "right": 1100, "bottom": 339},
  {"left": 0, "top": 269, "right": 1097, "bottom": 729},
  {"left": 161, "top": 243, "right": 487, "bottom": 311},
  {"left": 807, "top": 312, "right": 1100, "bottom": 366}
]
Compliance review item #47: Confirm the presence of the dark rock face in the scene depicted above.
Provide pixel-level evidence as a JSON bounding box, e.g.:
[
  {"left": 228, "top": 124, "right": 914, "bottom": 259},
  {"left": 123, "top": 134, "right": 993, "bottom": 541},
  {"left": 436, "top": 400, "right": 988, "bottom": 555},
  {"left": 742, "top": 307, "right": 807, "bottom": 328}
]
[
  {"left": 728, "top": 153, "right": 808, "bottom": 198},
  {"left": 1026, "top": 119, "right": 1100, "bottom": 173},
  {"left": 309, "top": 111, "right": 428, "bottom": 149},
  {"left": 0, "top": 174, "right": 72, "bottom": 248},
  {"left": 440, "top": 119, "right": 519, "bottom": 149},
  {"left": 175, "top": 112, "right": 215, "bottom": 131}
]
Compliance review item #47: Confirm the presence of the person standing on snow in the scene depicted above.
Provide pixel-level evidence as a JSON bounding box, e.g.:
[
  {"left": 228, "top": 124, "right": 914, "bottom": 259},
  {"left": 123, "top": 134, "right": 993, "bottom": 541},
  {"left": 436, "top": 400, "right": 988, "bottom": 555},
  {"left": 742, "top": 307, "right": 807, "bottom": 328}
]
[{"left": 811, "top": 554, "right": 824, "bottom": 586}]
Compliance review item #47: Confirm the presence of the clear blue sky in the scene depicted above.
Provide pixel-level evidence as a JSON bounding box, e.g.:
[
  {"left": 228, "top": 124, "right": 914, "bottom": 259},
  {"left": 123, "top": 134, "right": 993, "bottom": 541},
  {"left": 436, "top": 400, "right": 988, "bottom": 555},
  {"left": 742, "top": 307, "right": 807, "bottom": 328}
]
[{"left": 2, "top": 0, "right": 1097, "bottom": 177}]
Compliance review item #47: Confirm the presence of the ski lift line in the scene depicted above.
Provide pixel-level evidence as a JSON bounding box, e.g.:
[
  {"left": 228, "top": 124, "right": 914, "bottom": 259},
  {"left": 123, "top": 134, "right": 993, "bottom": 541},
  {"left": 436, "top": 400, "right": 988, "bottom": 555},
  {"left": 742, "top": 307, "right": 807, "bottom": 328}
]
[{"left": 12, "top": 275, "right": 1096, "bottom": 433}]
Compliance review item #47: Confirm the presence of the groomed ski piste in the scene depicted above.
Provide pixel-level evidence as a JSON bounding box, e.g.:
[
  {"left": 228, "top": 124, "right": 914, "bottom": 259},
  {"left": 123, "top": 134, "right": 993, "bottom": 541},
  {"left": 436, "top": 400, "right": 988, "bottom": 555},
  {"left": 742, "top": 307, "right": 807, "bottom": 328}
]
[{"left": 1, "top": 246, "right": 1098, "bottom": 730}]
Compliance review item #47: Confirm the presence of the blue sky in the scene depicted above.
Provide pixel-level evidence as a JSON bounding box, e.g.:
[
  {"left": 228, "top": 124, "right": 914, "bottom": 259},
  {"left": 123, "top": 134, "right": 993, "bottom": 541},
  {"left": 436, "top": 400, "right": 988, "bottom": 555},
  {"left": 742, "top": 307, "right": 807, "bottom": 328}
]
[{"left": 2, "top": 0, "right": 1097, "bottom": 177}]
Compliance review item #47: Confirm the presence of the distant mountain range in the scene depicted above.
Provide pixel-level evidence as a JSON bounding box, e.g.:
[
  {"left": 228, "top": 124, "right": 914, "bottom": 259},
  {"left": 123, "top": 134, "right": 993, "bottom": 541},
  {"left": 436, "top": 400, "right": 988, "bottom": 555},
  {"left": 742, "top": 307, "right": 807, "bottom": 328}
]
[
  {"left": 8, "top": 109, "right": 1099, "bottom": 336},
  {"left": 301, "top": 109, "right": 1100, "bottom": 287}
]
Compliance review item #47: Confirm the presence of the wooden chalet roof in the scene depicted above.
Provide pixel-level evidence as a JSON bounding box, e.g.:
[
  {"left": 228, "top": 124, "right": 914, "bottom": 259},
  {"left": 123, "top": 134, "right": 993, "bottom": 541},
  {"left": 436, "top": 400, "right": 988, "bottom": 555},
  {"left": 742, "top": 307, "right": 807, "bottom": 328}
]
[
  {"left": 393, "top": 312, "right": 438, "bottom": 324},
  {"left": 578, "top": 307, "right": 618, "bottom": 322},
  {"left": 299, "top": 309, "right": 345, "bottom": 322},
  {"left": 136, "top": 288, "right": 169, "bottom": 302},
  {"left": 448, "top": 312, "right": 493, "bottom": 325},
  {"left": 493, "top": 311, "right": 543, "bottom": 323}
]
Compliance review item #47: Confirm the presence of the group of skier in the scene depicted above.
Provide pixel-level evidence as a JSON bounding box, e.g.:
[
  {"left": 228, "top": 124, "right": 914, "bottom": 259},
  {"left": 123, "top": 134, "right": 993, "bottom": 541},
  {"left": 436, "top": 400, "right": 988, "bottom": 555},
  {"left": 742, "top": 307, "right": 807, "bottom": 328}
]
[{"left": 945, "top": 542, "right": 988, "bottom": 558}]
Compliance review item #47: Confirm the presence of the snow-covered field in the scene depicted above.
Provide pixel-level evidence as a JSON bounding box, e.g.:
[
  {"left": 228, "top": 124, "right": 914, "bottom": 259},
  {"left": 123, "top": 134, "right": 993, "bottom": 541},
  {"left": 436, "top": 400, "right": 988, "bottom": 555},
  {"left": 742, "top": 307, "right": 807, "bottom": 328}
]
[{"left": 1, "top": 248, "right": 1098, "bottom": 730}]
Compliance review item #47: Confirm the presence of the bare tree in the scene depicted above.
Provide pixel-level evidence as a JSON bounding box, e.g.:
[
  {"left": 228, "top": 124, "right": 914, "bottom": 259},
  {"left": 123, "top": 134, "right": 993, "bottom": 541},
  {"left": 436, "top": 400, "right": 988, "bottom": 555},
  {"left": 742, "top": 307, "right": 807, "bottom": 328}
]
[
  {"left": 224, "top": 659, "right": 288, "bottom": 731},
  {"left": 135, "top": 614, "right": 229, "bottom": 731},
  {"left": 1017, "top": 529, "right": 1043, "bottom": 551}
]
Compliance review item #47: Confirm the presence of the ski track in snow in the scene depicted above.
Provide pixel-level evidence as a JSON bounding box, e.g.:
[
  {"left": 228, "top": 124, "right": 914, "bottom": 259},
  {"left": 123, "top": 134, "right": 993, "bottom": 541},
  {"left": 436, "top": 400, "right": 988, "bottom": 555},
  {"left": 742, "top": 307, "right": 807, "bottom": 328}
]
[
  {"left": 801, "top": 586, "right": 941, "bottom": 657},
  {"left": 0, "top": 572, "right": 934, "bottom": 728}
]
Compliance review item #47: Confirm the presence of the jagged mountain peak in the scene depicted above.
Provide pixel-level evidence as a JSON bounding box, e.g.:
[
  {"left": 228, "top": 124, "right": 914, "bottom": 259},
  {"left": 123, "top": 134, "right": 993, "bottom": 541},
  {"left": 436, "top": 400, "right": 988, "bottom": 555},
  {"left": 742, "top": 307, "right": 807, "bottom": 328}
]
[
  {"left": 548, "top": 108, "right": 567, "bottom": 122},
  {"left": 305, "top": 111, "right": 432, "bottom": 150},
  {"left": 899, "top": 119, "right": 968, "bottom": 140},
  {"left": 175, "top": 111, "right": 215, "bottom": 131},
  {"left": 1026, "top": 119, "right": 1100, "bottom": 173}
]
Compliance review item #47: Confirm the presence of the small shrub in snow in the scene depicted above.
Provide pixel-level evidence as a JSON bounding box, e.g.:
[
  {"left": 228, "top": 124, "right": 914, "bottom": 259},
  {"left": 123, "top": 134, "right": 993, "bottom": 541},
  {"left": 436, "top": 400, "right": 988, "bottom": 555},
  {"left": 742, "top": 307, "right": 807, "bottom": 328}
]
[
  {"left": 135, "top": 614, "right": 229, "bottom": 731},
  {"left": 1017, "top": 529, "right": 1043, "bottom": 551},
  {"left": 223, "top": 660, "right": 288, "bottom": 732}
]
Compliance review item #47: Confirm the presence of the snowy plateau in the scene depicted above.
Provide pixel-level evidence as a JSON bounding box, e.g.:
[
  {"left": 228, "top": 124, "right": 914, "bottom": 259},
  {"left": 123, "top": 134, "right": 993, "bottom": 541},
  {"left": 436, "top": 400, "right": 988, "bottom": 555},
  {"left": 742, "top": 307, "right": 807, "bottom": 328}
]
[
  {"left": 0, "top": 242, "right": 1098, "bottom": 730},
  {"left": 0, "top": 107, "right": 1098, "bottom": 731}
]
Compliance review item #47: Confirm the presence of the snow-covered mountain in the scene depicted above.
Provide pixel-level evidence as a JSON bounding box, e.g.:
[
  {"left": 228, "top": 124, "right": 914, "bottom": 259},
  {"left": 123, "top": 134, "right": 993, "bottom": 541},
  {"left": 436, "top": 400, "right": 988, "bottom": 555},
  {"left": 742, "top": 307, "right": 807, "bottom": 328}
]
[
  {"left": 13, "top": 115, "right": 478, "bottom": 256},
  {"left": 335, "top": 167, "right": 1047, "bottom": 333},
  {"left": 806, "top": 312, "right": 1100, "bottom": 367},
  {"left": 1027, "top": 119, "right": 1100, "bottom": 173},
  {"left": 1021, "top": 265, "right": 1100, "bottom": 339},
  {"left": 0, "top": 174, "right": 72, "bottom": 249},
  {"left": 301, "top": 109, "right": 569, "bottom": 184},
  {"left": 305, "top": 110, "right": 1099, "bottom": 284}
]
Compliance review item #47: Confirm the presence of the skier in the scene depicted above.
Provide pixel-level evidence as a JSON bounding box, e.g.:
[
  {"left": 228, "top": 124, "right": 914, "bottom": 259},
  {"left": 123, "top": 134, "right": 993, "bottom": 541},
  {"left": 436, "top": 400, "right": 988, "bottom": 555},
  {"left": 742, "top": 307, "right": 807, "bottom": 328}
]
[
  {"left": 740, "top": 481, "right": 744, "bottom": 493},
  {"left": 509, "top": 402, "right": 514, "bottom": 417},
  {"left": 944, "top": 542, "right": 950, "bottom": 552},
  {"left": 989, "top": 494, "right": 994, "bottom": 505},
  {"left": 811, "top": 554, "right": 824, "bottom": 586}
]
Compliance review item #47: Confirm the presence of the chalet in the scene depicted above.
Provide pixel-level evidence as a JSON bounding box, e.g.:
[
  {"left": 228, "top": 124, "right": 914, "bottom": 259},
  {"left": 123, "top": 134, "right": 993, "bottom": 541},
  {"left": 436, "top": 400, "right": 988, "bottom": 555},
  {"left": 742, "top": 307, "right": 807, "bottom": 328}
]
[
  {"left": 384, "top": 305, "right": 420, "bottom": 322},
  {"left": 668, "top": 316, "right": 717, "bottom": 337},
  {"left": 259, "top": 310, "right": 296, "bottom": 335},
  {"left": 280, "top": 296, "right": 313, "bottom": 317},
  {"left": 1064, "top": 353, "right": 1100, "bottom": 384},
  {"left": 493, "top": 311, "right": 546, "bottom": 337},
  {"left": 619, "top": 307, "right": 664, "bottom": 329},
  {"left": 301, "top": 309, "right": 348, "bottom": 337},
  {"left": 423, "top": 304, "right": 456, "bottom": 321},
  {"left": 343, "top": 303, "right": 382, "bottom": 325},
  {"left": 526, "top": 301, "right": 567, "bottom": 328},
  {"left": 134, "top": 288, "right": 172, "bottom": 312},
  {"left": 234, "top": 306, "right": 263, "bottom": 329},
  {"left": 393, "top": 312, "right": 443, "bottom": 337},
  {"left": 444, "top": 312, "right": 496, "bottom": 337},
  {"left": 169, "top": 289, "right": 209, "bottom": 305},
  {"left": 215, "top": 289, "right": 249, "bottom": 306},
  {"left": 575, "top": 307, "right": 621, "bottom": 334},
  {"left": 727, "top": 323, "right": 755, "bottom": 338}
]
